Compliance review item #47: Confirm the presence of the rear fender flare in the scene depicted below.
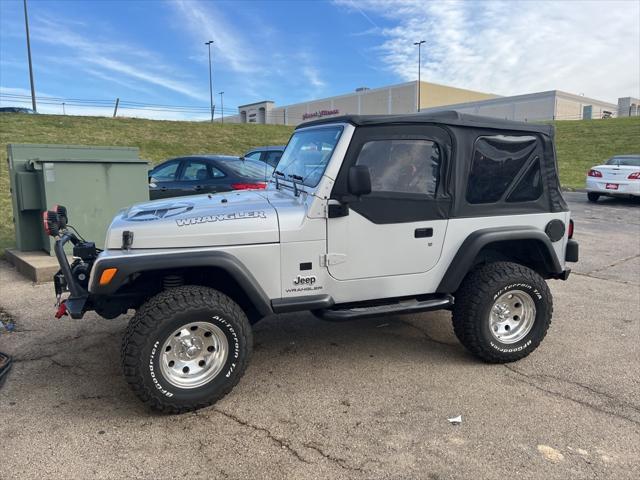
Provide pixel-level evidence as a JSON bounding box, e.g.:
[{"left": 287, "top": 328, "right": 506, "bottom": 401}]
[{"left": 436, "top": 227, "right": 562, "bottom": 293}]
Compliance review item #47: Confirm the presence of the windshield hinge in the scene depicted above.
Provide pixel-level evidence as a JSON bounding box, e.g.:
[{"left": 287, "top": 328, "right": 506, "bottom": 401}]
[{"left": 320, "top": 253, "right": 347, "bottom": 267}]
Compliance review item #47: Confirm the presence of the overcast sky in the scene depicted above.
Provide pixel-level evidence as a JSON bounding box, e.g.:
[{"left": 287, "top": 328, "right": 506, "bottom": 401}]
[{"left": 1, "top": 0, "right": 638, "bottom": 120}]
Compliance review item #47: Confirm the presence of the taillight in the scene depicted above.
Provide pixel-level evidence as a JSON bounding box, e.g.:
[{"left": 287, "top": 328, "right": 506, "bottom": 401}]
[
  {"left": 568, "top": 219, "right": 574, "bottom": 239},
  {"left": 231, "top": 182, "right": 267, "bottom": 190},
  {"left": 588, "top": 169, "right": 602, "bottom": 177},
  {"left": 628, "top": 172, "right": 640, "bottom": 180}
]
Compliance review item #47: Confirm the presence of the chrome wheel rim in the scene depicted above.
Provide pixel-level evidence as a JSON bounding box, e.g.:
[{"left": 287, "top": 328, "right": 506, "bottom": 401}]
[
  {"left": 159, "top": 321, "right": 228, "bottom": 389},
  {"left": 489, "top": 290, "right": 536, "bottom": 344}
]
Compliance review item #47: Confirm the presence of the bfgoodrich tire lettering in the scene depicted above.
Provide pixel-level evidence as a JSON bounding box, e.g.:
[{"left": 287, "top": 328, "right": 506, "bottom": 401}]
[
  {"left": 452, "top": 262, "right": 552, "bottom": 363},
  {"left": 121, "top": 286, "right": 252, "bottom": 413}
]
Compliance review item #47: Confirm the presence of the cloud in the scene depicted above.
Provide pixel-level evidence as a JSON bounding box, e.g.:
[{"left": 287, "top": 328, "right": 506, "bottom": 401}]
[
  {"left": 169, "top": 0, "right": 258, "bottom": 75},
  {"left": 349, "top": 27, "right": 382, "bottom": 37},
  {"left": 0, "top": 85, "right": 56, "bottom": 100},
  {"left": 0, "top": 88, "right": 208, "bottom": 120},
  {"left": 29, "top": 15, "right": 207, "bottom": 102},
  {"left": 335, "top": 0, "right": 640, "bottom": 101},
  {"left": 169, "top": 0, "right": 329, "bottom": 101},
  {"left": 89, "top": 55, "right": 202, "bottom": 100},
  {"left": 82, "top": 68, "right": 153, "bottom": 95},
  {"left": 302, "top": 66, "right": 326, "bottom": 89}
]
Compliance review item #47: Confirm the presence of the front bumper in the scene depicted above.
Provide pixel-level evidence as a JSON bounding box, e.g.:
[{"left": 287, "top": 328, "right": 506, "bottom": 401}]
[
  {"left": 53, "top": 233, "right": 89, "bottom": 319},
  {"left": 585, "top": 178, "right": 640, "bottom": 196}
]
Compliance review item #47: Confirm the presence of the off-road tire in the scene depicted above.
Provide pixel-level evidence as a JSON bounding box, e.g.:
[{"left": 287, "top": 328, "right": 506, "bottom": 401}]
[
  {"left": 587, "top": 192, "right": 600, "bottom": 202},
  {"left": 121, "top": 286, "right": 252, "bottom": 413},
  {"left": 452, "top": 262, "right": 552, "bottom": 363}
]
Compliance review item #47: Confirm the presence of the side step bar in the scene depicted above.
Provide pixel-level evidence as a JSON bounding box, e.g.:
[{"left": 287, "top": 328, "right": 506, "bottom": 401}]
[{"left": 316, "top": 295, "right": 454, "bottom": 321}]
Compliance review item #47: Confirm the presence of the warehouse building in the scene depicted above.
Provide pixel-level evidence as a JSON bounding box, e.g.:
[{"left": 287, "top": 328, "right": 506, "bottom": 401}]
[
  {"left": 224, "top": 80, "right": 625, "bottom": 126},
  {"left": 231, "top": 81, "right": 496, "bottom": 126},
  {"left": 422, "top": 90, "right": 618, "bottom": 122},
  {"left": 618, "top": 97, "right": 639, "bottom": 117}
]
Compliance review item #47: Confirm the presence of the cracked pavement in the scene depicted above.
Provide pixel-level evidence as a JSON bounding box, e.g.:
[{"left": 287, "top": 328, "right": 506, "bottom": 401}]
[{"left": 0, "top": 192, "right": 639, "bottom": 479}]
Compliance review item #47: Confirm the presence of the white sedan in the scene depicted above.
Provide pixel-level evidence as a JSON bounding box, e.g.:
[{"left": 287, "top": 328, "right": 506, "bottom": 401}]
[{"left": 585, "top": 154, "right": 640, "bottom": 202}]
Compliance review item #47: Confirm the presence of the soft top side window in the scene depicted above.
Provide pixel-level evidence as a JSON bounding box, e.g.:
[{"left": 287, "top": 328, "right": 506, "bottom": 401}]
[
  {"left": 506, "top": 158, "right": 543, "bottom": 203},
  {"left": 466, "top": 135, "right": 538, "bottom": 204},
  {"left": 355, "top": 139, "right": 441, "bottom": 197}
]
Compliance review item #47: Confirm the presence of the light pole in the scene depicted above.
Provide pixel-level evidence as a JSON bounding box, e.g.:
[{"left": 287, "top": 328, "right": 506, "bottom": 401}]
[
  {"left": 414, "top": 40, "right": 425, "bottom": 112},
  {"left": 23, "top": 0, "right": 37, "bottom": 112},
  {"left": 219, "top": 91, "right": 224, "bottom": 124},
  {"left": 205, "top": 40, "right": 214, "bottom": 122}
]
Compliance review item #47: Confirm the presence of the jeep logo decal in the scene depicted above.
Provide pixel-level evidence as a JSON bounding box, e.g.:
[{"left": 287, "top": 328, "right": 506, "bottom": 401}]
[
  {"left": 176, "top": 210, "right": 267, "bottom": 227},
  {"left": 293, "top": 275, "right": 316, "bottom": 286}
]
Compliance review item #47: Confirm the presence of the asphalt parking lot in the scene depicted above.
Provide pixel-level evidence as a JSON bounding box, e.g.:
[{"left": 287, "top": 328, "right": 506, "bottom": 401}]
[{"left": 0, "top": 192, "right": 638, "bottom": 480}]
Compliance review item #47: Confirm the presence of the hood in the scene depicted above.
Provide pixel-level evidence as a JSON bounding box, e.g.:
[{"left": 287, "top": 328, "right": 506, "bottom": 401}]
[{"left": 105, "top": 191, "right": 279, "bottom": 249}]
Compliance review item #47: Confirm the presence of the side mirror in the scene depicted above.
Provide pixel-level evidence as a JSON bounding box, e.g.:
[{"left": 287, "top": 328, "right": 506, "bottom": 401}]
[{"left": 348, "top": 165, "right": 372, "bottom": 197}]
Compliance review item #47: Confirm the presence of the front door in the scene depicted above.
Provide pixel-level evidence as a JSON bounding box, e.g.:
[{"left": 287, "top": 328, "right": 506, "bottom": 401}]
[{"left": 327, "top": 125, "right": 451, "bottom": 281}]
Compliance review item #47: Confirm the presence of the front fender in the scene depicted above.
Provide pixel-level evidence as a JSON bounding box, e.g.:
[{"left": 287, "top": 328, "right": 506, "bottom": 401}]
[{"left": 89, "top": 249, "right": 273, "bottom": 316}]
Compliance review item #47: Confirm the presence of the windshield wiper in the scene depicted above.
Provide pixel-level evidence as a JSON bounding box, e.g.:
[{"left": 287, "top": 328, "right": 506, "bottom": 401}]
[
  {"left": 273, "top": 170, "right": 285, "bottom": 190},
  {"left": 287, "top": 174, "right": 304, "bottom": 197}
]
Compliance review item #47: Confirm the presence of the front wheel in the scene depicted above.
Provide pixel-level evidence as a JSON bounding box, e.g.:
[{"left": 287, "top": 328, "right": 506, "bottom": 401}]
[
  {"left": 121, "top": 286, "right": 252, "bottom": 413},
  {"left": 452, "top": 262, "right": 553, "bottom": 363}
]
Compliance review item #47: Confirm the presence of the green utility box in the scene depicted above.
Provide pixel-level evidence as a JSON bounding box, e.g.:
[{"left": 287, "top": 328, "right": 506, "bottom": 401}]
[{"left": 7, "top": 144, "right": 149, "bottom": 254}]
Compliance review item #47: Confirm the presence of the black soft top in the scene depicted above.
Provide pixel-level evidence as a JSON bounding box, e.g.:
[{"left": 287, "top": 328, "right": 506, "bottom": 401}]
[
  {"left": 298, "top": 110, "right": 554, "bottom": 136},
  {"left": 305, "top": 109, "right": 567, "bottom": 217}
]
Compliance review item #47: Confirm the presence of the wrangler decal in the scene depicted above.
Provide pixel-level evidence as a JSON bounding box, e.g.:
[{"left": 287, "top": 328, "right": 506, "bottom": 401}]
[{"left": 176, "top": 210, "right": 267, "bottom": 227}]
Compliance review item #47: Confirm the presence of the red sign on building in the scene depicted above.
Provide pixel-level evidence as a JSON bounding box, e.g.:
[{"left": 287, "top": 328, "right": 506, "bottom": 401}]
[{"left": 302, "top": 109, "right": 339, "bottom": 120}]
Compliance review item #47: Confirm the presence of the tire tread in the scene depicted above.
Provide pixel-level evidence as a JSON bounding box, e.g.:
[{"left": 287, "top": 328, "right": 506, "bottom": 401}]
[
  {"left": 452, "top": 261, "right": 552, "bottom": 363},
  {"left": 121, "top": 286, "right": 252, "bottom": 414}
]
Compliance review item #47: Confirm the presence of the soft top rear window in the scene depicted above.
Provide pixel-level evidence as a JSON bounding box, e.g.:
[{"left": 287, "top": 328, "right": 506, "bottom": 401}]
[{"left": 466, "top": 135, "right": 537, "bottom": 204}]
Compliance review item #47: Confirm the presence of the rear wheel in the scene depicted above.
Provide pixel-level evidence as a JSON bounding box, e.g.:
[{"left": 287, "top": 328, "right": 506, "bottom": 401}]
[
  {"left": 452, "top": 262, "right": 552, "bottom": 363},
  {"left": 121, "top": 286, "right": 252, "bottom": 413},
  {"left": 587, "top": 192, "right": 600, "bottom": 202}
]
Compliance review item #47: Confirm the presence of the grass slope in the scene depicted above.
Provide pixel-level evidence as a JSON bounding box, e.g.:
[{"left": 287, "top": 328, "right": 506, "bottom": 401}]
[
  {"left": 1, "top": 113, "right": 639, "bottom": 253},
  {"left": 0, "top": 114, "right": 293, "bottom": 253},
  {"left": 554, "top": 117, "right": 640, "bottom": 189}
]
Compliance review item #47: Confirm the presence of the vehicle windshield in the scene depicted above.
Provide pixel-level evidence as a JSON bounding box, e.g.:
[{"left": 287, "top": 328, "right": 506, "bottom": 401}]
[
  {"left": 274, "top": 126, "right": 343, "bottom": 187},
  {"left": 606, "top": 155, "right": 640, "bottom": 166}
]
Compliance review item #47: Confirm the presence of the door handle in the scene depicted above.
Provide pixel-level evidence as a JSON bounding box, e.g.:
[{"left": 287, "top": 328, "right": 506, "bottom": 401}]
[
  {"left": 160, "top": 186, "right": 168, "bottom": 191},
  {"left": 414, "top": 228, "right": 433, "bottom": 238},
  {"left": 194, "top": 185, "right": 204, "bottom": 191}
]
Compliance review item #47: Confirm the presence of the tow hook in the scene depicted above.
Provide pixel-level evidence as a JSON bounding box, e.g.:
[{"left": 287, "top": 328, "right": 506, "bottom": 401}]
[{"left": 55, "top": 301, "right": 68, "bottom": 319}]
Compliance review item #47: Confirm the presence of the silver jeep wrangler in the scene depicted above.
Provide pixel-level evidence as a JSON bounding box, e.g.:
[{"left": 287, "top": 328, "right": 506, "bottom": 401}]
[{"left": 48, "top": 111, "right": 579, "bottom": 413}]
